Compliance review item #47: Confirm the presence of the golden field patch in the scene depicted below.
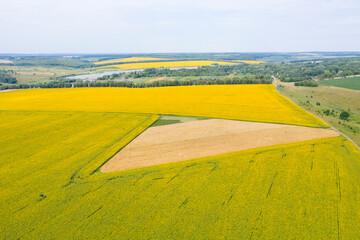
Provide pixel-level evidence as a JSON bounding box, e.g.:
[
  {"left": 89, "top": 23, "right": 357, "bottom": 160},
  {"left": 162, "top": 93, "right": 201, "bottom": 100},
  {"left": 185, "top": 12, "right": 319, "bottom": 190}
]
[{"left": 0, "top": 85, "right": 328, "bottom": 127}]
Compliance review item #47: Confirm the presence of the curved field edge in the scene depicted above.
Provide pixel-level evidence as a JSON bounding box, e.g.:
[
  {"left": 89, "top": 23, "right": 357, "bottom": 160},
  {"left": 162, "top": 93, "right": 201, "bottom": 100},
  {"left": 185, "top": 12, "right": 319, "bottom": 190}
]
[
  {"left": 77, "top": 114, "right": 159, "bottom": 181},
  {"left": 266, "top": 85, "right": 329, "bottom": 128},
  {"left": 84, "top": 135, "right": 351, "bottom": 181},
  {"left": 68, "top": 136, "right": 360, "bottom": 239},
  {"left": 0, "top": 85, "right": 328, "bottom": 128},
  {"left": 273, "top": 86, "right": 330, "bottom": 128}
]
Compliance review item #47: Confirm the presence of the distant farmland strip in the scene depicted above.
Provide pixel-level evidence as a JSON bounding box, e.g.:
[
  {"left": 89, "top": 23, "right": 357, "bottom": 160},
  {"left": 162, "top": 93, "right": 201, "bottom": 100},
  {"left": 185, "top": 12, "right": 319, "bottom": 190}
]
[
  {"left": 94, "top": 57, "right": 171, "bottom": 65},
  {"left": 96, "top": 61, "right": 238, "bottom": 70},
  {"left": 319, "top": 76, "right": 360, "bottom": 90},
  {"left": 233, "top": 60, "right": 265, "bottom": 64},
  {"left": 0, "top": 59, "right": 14, "bottom": 64},
  {"left": 145, "top": 77, "right": 166, "bottom": 84}
]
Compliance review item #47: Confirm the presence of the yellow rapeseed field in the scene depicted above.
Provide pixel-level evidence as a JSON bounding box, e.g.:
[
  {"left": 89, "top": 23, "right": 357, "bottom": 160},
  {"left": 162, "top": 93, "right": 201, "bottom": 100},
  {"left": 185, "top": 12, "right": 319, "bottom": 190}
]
[
  {"left": 1, "top": 110, "right": 359, "bottom": 239},
  {"left": 0, "top": 85, "right": 327, "bottom": 127},
  {"left": 94, "top": 57, "right": 171, "bottom": 65},
  {"left": 96, "top": 60, "right": 238, "bottom": 70}
]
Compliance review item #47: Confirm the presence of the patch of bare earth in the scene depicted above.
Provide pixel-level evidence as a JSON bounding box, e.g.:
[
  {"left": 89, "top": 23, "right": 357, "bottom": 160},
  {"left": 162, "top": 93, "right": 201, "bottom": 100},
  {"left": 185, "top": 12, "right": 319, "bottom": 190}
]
[
  {"left": 145, "top": 77, "right": 166, "bottom": 84},
  {"left": 0, "top": 59, "right": 13, "bottom": 64},
  {"left": 0, "top": 89, "right": 22, "bottom": 93},
  {"left": 100, "top": 119, "right": 339, "bottom": 172}
]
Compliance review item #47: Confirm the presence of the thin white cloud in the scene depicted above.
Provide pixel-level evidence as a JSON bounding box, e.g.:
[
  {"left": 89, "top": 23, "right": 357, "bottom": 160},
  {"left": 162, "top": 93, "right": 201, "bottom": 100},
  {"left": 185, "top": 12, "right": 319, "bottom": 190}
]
[{"left": 0, "top": 0, "right": 359, "bottom": 53}]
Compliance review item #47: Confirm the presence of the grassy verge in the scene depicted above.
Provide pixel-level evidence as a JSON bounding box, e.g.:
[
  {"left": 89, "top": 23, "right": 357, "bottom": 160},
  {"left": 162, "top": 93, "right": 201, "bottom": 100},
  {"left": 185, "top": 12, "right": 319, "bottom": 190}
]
[{"left": 278, "top": 82, "right": 360, "bottom": 146}]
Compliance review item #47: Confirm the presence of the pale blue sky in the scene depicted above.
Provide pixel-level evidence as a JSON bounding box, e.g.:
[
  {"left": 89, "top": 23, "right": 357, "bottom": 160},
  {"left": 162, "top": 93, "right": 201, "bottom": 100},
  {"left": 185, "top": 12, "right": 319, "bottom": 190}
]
[{"left": 1, "top": 0, "right": 359, "bottom": 53}]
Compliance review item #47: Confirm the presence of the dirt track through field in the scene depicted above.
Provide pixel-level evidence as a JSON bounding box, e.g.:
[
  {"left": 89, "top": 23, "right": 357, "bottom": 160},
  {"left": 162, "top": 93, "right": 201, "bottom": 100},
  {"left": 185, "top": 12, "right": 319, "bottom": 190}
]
[
  {"left": 100, "top": 119, "right": 339, "bottom": 172},
  {"left": 145, "top": 77, "right": 166, "bottom": 84}
]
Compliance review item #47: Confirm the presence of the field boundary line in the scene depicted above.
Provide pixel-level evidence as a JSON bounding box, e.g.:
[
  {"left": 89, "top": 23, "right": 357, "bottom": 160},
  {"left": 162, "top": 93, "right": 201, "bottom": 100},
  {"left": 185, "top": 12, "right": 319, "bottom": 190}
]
[
  {"left": 69, "top": 114, "right": 160, "bottom": 184},
  {"left": 74, "top": 136, "right": 346, "bottom": 183},
  {"left": 274, "top": 79, "right": 360, "bottom": 151},
  {"left": 272, "top": 79, "right": 329, "bottom": 128}
]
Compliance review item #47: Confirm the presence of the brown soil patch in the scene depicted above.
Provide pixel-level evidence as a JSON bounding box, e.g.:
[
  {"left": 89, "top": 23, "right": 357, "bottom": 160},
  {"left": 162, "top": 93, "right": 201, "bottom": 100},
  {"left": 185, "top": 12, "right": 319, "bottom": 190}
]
[
  {"left": 145, "top": 77, "right": 166, "bottom": 84},
  {"left": 0, "top": 89, "right": 22, "bottom": 93},
  {"left": 100, "top": 119, "right": 339, "bottom": 172},
  {"left": 0, "top": 59, "right": 13, "bottom": 64}
]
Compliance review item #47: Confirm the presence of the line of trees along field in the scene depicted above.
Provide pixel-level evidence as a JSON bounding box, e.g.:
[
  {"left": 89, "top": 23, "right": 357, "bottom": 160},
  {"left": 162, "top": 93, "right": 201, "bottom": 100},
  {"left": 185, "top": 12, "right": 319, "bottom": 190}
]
[
  {"left": 0, "top": 78, "right": 272, "bottom": 90},
  {"left": 98, "top": 58, "right": 360, "bottom": 82},
  {"left": 2, "top": 58, "right": 360, "bottom": 89},
  {"left": 275, "top": 58, "right": 360, "bottom": 81},
  {"left": 8, "top": 56, "right": 94, "bottom": 68}
]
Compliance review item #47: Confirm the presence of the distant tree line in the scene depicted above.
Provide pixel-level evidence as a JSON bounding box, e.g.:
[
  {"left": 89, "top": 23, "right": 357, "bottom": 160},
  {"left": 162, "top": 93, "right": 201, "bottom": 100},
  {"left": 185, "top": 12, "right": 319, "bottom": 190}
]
[
  {"left": 10, "top": 57, "right": 93, "bottom": 68},
  {"left": 4, "top": 57, "right": 360, "bottom": 89},
  {"left": 98, "top": 66, "right": 274, "bottom": 80},
  {"left": 97, "top": 58, "right": 360, "bottom": 83},
  {"left": 0, "top": 77, "right": 272, "bottom": 90},
  {"left": 125, "top": 67, "right": 238, "bottom": 78},
  {"left": 274, "top": 58, "right": 360, "bottom": 82}
]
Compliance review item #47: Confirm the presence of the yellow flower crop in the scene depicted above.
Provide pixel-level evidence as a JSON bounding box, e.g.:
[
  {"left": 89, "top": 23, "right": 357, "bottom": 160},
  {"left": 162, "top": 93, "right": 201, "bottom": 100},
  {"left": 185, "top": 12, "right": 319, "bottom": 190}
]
[
  {"left": 94, "top": 57, "right": 171, "bottom": 65},
  {"left": 0, "top": 85, "right": 327, "bottom": 127},
  {"left": 3, "top": 85, "right": 359, "bottom": 239},
  {"left": 96, "top": 60, "right": 238, "bottom": 70},
  {"left": 0, "top": 110, "right": 359, "bottom": 239}
]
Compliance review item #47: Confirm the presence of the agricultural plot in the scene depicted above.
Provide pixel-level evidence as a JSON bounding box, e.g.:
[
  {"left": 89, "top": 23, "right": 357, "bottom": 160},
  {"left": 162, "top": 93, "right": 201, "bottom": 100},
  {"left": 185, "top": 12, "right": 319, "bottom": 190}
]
[
  {"left": 145, "top": 76, "right": 166, "bottom": 84},
  {"left": 319, "top": 76, "right": 360, "bottom": 90},
  {"left": 278, "top": 83, "right": 360, "bottom": 146},
  {"left": 0, "top": 59, "right": 13, "bottom": 64},
  {"left": 13, "top": 71, "right": 54, "bottom": 84},
  {"left": 0, "top": 65, "right": 90, "bottom": 83},
  {"left": 2, "top": 84, "right": 360, "bottom": 239},
  {"left": 94, "top": 57, "right": 171, "bottom": 65},
  {"left": 101, "top": 119, "right": 338, "bottom": 172},
  {"left": 233, "top": 60, "right": 264, "bottom": 64},
  {"left": 95, "top": 60, "right": 237, "bottom": 70},
  {"left": 0, "top": 110, "right": 360, "bottom": 239},
  {"left": 0, "top": 85, "right": 328, "bottom": 127}
]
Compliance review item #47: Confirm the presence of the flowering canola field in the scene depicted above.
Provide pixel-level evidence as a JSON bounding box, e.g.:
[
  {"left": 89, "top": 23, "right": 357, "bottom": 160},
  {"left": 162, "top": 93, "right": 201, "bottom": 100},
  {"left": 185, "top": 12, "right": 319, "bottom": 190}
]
[
  {"left": 95, "top": 60, "right": 238, "bottom": 70},
  {"left": 0, "top": 85, "right": 327, "bottom": 127},
  {"left": 0, "top": 110, "right": 359, "bottom": 239},
  {"left": 94, "top": 57, "right": 171, "bottom": 65},
  {"left": 1, "top": 85, "right": 359, "bottom": 239}
]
